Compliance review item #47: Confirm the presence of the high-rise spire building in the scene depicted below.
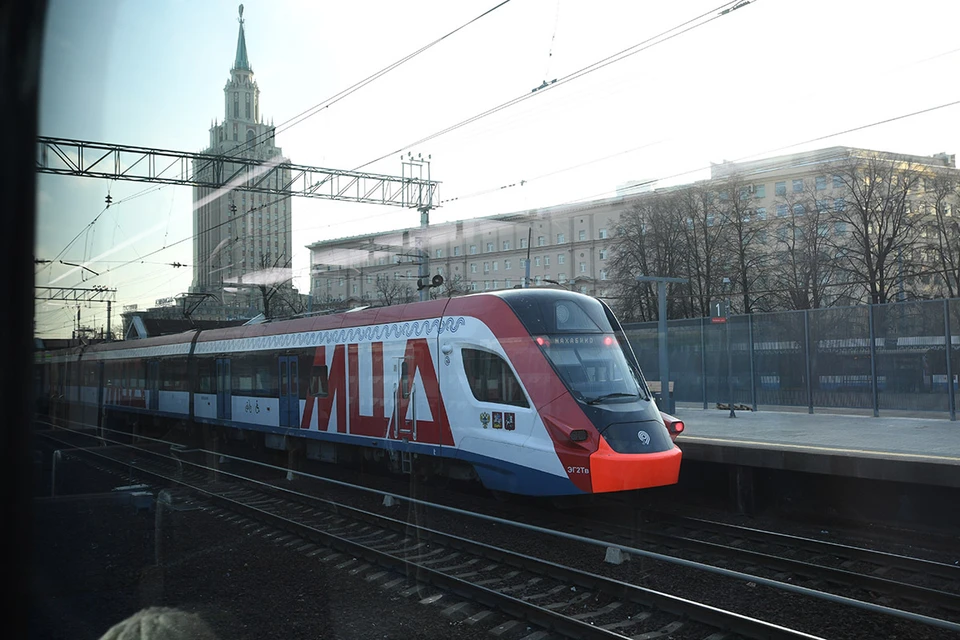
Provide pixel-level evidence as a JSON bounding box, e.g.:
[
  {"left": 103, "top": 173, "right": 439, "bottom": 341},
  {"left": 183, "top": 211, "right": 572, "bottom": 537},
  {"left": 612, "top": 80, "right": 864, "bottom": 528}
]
[{"left": 191, "top": 4, "right": 292, "bottom": 303}]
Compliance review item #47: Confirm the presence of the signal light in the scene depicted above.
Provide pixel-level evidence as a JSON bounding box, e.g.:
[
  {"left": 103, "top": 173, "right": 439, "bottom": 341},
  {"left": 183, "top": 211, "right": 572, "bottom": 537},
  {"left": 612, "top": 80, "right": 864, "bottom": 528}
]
[
  {"left": 603, "top": 336, "right": 614, "bottom": 346},
  {"left": 535, "top": 336, "right": 550, "bottom": 347},
  {"left": 569, "top": 429, "right": 588, "bottom": 442},
  {"left": 671, "top": 420, "right": 684, "bottom": 434}
]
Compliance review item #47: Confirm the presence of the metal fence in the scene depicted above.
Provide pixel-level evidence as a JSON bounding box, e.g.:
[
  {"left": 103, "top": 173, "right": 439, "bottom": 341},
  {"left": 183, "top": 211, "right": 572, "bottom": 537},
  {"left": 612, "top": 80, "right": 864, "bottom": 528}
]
[{"left": 622, "top": 298, "right": 959, "bottom": 419}]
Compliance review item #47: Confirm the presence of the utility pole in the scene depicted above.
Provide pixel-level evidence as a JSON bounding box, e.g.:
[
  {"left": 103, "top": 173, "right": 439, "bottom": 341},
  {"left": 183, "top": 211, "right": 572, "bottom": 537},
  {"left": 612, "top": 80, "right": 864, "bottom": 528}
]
[
  {"left": 723, "top": 277, "right": 736, "bottom": 418},
  {"left": 402, "top": 153, "right": 433, "bottom": 302},
  {"left": 524, "top": 228, "right": 532, "bottom": 287},
  {"left": 35, "top": 285, "right": 117, "bottom": 340},
  {"left": 636, "top": 275, "right": 688, "bottom": 414}
]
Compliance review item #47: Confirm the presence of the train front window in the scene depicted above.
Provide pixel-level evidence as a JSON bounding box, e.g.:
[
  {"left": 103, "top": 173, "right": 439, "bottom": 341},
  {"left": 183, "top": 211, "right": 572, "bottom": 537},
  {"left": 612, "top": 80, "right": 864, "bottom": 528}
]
[{"left": 537, "top": 334, "right": 641, "bottom": 403}]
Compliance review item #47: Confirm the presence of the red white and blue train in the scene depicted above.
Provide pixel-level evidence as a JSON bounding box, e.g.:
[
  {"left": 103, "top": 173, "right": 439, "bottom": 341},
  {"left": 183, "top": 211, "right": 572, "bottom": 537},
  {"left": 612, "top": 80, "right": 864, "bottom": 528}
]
[{"left": 36, "top": 289, "right": 683, "bottom": 497}]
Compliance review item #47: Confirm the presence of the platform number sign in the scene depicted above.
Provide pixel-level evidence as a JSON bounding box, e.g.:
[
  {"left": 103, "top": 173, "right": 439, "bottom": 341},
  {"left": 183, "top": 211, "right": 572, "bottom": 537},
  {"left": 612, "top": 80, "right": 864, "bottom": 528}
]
[{"left": 711, "top": 300, "right": 728, "bottom": 324}]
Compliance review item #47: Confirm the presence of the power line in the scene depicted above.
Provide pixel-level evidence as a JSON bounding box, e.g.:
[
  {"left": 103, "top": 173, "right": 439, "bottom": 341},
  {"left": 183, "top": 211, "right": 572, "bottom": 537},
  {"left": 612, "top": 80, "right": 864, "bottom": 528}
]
[{"left": 354, "top": 0, "right": 749, "bottom": 170}]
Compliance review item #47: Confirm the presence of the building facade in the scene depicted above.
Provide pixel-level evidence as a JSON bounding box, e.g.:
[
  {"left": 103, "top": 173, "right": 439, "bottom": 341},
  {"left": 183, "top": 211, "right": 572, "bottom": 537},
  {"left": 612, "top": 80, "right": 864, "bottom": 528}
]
[
  {"left": 307, "top": 146, "right": 959, "bottom": 313},
  {"left": 191, "top": 6, "right": 293, "bottom": 301},
  {"left": 306, "top": 201, "right": 623, "bottom": 308}
]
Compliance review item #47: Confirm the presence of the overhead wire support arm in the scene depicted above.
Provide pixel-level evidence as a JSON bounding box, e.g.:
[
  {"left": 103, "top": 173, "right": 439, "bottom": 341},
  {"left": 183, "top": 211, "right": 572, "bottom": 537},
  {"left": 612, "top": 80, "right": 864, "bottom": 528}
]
[{"left": 36, "top": 137, "right": 441, "bottom": 208}]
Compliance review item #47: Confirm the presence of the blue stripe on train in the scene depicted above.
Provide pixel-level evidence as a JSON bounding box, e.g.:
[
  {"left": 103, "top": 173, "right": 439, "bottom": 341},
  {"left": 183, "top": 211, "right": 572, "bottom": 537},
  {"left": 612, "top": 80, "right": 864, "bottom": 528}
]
[{"left": 107, "top": 405, "right": 581, "bottom": 496}]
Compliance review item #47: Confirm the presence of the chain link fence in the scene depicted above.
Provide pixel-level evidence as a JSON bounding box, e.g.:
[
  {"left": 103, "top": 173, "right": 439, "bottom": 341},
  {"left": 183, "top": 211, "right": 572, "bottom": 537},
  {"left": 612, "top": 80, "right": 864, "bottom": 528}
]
[{"left": 622, "top": 298, "right": 959, "bottom": 418}]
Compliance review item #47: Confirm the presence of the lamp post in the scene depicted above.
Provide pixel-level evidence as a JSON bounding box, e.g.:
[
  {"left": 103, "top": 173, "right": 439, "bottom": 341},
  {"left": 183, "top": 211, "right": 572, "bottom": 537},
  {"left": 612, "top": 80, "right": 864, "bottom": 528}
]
[
  {"left": 723, "top": 277, "right": 736, "bottom": 418},
  {"left": 636, "top": 275, "right": 688, "bottom": 414}
]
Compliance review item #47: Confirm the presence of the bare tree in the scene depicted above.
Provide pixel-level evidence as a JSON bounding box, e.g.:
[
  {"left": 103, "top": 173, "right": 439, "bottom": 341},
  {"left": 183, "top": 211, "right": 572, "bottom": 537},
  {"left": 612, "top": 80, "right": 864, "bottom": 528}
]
[
  {"left": 769, "top": 181, "right": 846, "bottom": 310},
  {"left": 610, "top": 192, "right": 687, "bottom": 322},
  {"left": 922, "top": 173, "right": 960, "bottom": 297},
  {"left": 715, "top": 175, "right": 771, "bottom": 313},
  {"left": 375, "top": 274, "right": 413, "bottom": 306},
  {"left": 224, "top": 253, "right": 302, "bottom": 319},
  {"left": 677, "top": 183, "right": 732, "bottom": 317},
  {"left": 827, "top": 153, "right": 924, "bottom": 304}
]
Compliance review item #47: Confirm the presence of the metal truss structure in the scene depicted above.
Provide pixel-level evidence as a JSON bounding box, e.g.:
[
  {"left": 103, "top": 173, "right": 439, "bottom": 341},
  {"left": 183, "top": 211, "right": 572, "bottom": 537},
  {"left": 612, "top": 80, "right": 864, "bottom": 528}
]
[
  {"left": 35, "top": 285, "right": 117, "bottom": 303},
  {"left": 37, "top": 137, "right": 440, "bottom": 210}
]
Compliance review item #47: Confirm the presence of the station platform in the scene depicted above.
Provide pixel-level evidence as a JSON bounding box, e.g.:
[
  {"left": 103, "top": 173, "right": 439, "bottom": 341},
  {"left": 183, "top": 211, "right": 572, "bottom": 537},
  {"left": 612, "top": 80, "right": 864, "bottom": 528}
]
[{"left": 671, "top": 405, "right": 960, "bottom": 488}]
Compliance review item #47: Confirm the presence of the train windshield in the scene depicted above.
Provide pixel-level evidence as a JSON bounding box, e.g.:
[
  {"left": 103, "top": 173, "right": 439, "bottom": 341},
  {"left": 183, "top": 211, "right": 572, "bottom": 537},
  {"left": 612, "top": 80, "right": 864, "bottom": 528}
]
[{"left": 537, "top": 334, "right": 642, "bottom": 403}]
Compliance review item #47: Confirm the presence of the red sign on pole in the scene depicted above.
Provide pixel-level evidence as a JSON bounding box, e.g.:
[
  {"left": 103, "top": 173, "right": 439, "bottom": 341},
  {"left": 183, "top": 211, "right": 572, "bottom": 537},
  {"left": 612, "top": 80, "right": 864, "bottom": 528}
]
[{"left": 711, "top": 317, "right": 727, "bottom": 324}]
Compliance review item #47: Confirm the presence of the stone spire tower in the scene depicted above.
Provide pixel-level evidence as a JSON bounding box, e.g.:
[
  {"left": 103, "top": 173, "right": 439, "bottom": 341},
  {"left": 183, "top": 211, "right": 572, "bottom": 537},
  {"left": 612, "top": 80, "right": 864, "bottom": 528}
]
[{"left": 191, "top": 4, "right": 293, "bottom": 311}]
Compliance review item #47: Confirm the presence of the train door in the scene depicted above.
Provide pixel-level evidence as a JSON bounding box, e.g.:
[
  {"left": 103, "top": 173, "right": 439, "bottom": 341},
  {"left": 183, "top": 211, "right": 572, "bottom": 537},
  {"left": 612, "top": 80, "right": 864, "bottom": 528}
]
[
  {"left": 392, "top": 353, "right": 441, "bottom": 446},
  {"left": 278, "top": 355, "right": 299, "bottom": 428},
  {"left": 216, "top": 358, "right": 232, "bottom": 420},
  {"left": 146, "top": 360, "right": 160, "bottom": 411}
]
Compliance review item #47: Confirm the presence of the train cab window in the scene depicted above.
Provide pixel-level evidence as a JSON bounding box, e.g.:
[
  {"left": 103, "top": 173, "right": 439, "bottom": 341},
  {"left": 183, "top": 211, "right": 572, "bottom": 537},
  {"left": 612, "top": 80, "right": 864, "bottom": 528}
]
[
  {"left": 461, "top": 348, "right": 528, "bottom": 408},
  {"left": 310, "top": 365, "right": 329, "bottom": 397}
]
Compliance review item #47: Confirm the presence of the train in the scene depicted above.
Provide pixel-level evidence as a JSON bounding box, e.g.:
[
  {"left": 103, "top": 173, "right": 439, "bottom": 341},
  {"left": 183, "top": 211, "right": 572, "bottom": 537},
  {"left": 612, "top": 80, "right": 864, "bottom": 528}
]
[{"left": 35, "top": 289, "right": 683, "bottom": 497}]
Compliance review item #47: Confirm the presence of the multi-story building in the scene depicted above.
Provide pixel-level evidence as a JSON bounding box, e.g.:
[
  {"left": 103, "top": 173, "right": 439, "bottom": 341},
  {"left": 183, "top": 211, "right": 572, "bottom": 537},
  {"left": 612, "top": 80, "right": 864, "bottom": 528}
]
[
  {"left": 191, "top": 6, "right": 292, "bottom": 301},
  {"left": 307, "top": 146, "right": 959, "bottom": 311},
  {"left": 307, "top": 202, "right": 623, "bottom": 307}
]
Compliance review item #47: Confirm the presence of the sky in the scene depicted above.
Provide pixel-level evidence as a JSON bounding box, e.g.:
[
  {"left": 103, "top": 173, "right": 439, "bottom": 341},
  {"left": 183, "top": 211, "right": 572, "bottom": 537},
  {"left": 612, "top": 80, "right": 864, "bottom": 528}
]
[{"left": 34, "top": 0, "right": 960, "bottom": 337}]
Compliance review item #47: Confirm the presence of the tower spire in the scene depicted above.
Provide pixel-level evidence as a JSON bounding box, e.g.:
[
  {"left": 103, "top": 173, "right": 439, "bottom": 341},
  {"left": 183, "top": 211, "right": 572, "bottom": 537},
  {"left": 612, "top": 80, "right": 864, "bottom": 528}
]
[{"left": 234, "top": 4, "right": 251, "bottom": 72}]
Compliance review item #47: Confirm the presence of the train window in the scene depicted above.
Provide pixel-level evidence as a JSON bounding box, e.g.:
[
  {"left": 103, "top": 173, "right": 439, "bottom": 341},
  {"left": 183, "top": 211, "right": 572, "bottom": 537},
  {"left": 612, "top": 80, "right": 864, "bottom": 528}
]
[
  {"left": 232, "top": 354, "right": 278, "bottom": 396},
  {"left": 461, "top": 349, "right": 528, "bottom": 408},
  {"left": 310, "top": 365, "right": 329, "bottom": 397},
  {"left": 400, "top": 360, "right": 410, "bottom": 399},
  {"left": 161, "top": 358, "right": 188, "bottom": 391},
  {"left": 554, "top": 301, "right": 602, "bottom": 332},
  {"left": 198, "top": 359, "right": 216, "bottom": 394}
]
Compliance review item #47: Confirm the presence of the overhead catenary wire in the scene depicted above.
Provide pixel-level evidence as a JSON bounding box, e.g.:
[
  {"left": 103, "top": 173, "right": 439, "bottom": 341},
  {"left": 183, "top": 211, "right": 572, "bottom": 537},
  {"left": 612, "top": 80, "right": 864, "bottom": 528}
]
[{"left": 353, "top": 0, "right": 751, "bottom": 171}]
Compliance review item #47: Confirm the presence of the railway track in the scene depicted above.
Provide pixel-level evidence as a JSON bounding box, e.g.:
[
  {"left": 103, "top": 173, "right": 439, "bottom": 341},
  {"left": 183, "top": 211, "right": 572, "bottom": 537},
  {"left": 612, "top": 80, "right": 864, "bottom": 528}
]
[{"left": 35, "top": 426, "right": 823, "bottom": 640}]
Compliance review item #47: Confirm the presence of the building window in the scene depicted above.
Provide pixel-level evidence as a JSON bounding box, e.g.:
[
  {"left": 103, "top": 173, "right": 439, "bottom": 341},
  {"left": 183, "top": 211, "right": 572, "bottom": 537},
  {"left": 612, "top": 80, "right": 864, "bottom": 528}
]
[
  {"left": 792, "top": 179, "right": 804, "bottom": 193},
  {"left": 233, "top": 92, "right": 239, "bottom": 118},
  {"left": 579, "top": 262, "right": 586, "bottom": 273},
  {"left": 557, "top": 233, "right": 565, "bottom": 244},
  {"left": 598, "top": 249, "right": 607, "bottom": 260},
  {"left": 504, "top": 259, "right": 512, "bottom": 270},
  {"left": 834, "top": 222, "right": 847, "bottom": 235},
  {"left": 469, "top": 244, "right": 477, "bottom": 255},
  {"left": 775, "top": 181, "right": 786, "bottom": 196},
  {"left": 793, "top": 203, "right": 805, "bottom": 216},
  {"left": 505, "top": 278, "right": 512, "bottom": 288},
  {"left": 352, "top": 284, "right": 358, "bottom": 294},
  {"left": 470, "top": 282, "right": 478, "bottom": 291},
  {"left": 484, "top": 281, "right": 490, "bottom": 290},
  {"left": 535, "top": 276, "right": 542, "bottom": 285},
  {"left": 338, "top": 278, "right": 344, "bottom": 287},
  {"left": 578, "top": 230, "right": 586, "bottom": 241},
  {"left": 537, "top": 236, "right": 546, "bottom": 247},
  {"left": 470, "top": 263, "right": 477, "bottom": 273},
  {"left": 534, "top": 257, "right": 541, "bottom": 267},
  {"left": 245, "top": 93, "right": 251, "bottom": 119},
  {"left": 832, "top": 174, "right": 843, "bottom": 188},
  {"left": 483, "top": 262, "right": 490, "bottom": 273},
  {"left": 454, "top": 246, "right": 461, "bottom": 256},
  {"left": 816, "top": 199, "right": 828, "bottom": 213},
  {"left": 834, "top": 198, "right": 846, "bottom": 212},
  {"left": 544, "top": 256, "right": 551, "bottom": 266},
  {"left": 755, "top": 184, "right": 766, "bottom": 198},
  {"left": 815, "top": 176, "right": 827, "bottom": 190},
  {"left": 598, "top": 228, "right": 608, "bottom": 239},
  {"left": 435, "top": 248, "right": 443, "bottom": 258},
  {"left": 558, "top": 254, "right": 565, "bottom": 265},
  {"left": 502, "top": 240, "right": 511, "bottom": 250},
  {"left": 776, "top": 204, "right": 788, "bottom": 217},
  {"left": 756, "top": 207, "right": 767, "bottom": 220},
  {"left": 520, "top": 237, "right": 528, "bottom": 249},
  {"left": 600, "top": 270, "right": 608, "bottom": 281},
  {"left": 486, "top": 242, "right": 494, "bottom": 252},
  {"left": 493, "top": 261, "right": 499, "bottom": 272},
  {"left": 558, "top": 273, "right": 566, "bottom": 283}
]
